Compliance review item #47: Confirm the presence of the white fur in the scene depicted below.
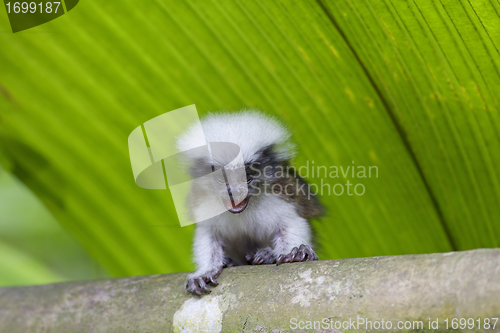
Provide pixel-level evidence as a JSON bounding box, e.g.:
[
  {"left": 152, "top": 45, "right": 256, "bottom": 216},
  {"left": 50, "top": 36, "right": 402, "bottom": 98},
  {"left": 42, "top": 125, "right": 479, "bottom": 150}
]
[{"left": 176, "top": 110, "right": 295, "bottom": 164}]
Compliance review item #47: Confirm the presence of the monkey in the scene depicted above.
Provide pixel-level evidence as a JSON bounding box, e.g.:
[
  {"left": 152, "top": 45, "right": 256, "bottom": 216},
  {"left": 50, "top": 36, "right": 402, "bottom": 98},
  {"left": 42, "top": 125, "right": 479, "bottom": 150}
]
[{"left": 176, "top": 110, "right": 324, "bottom": 296}]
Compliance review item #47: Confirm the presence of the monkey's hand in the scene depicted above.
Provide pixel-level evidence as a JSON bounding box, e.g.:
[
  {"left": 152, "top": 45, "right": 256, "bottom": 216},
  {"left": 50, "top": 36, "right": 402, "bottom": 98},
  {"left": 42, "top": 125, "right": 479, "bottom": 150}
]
[
  {"left": 245, "top": 247, "right": 276, "bottom": 265},
  {"left": 186, "top": 266, "right": 223, "bottom": 296},
  {"left": 276, "top": 244, "right": 318, "bottom": 265}
]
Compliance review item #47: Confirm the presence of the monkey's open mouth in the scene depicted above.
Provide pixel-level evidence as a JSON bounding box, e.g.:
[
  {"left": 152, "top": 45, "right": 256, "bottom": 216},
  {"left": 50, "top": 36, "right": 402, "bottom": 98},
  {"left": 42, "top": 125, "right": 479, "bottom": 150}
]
[{"left": 228, "top": 196, "right": 250, "bottom": 214}]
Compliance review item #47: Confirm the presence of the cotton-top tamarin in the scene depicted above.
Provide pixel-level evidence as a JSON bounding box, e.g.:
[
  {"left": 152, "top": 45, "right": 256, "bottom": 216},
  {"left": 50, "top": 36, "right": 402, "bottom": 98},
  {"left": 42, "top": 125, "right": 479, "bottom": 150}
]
[{"left": 176, "top": 110, "right": 324, "bottom": 295}]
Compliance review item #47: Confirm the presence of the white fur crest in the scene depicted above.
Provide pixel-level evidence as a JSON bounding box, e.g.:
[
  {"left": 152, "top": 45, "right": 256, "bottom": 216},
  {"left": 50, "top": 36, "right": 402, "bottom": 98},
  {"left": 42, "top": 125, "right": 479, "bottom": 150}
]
[{"left": 176, "top": 109, "right": 294, "bottom": 164}]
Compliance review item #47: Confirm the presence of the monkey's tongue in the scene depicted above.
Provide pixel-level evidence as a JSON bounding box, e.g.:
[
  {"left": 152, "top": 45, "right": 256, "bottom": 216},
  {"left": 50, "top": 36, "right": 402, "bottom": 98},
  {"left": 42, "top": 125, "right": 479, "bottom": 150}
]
[{"left": 227, "top": 196, "right": 250, "bottom": 214}]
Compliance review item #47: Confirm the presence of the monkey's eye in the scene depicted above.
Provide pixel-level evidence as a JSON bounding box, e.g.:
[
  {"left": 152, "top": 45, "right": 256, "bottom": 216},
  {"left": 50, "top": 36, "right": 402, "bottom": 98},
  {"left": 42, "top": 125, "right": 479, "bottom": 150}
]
[{"left": 245, "top": 174, "right": 253, "bottom": 184}]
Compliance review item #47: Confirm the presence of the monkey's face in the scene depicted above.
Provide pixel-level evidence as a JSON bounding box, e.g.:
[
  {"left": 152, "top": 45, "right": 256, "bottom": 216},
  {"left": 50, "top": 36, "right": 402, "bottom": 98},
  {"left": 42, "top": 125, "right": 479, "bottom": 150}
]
[
  {"left": 210, "top": 146, "right": 289, "bottom": 215},
  {"left": 186, "top": 143, "right": 289, "bottom": 217}
]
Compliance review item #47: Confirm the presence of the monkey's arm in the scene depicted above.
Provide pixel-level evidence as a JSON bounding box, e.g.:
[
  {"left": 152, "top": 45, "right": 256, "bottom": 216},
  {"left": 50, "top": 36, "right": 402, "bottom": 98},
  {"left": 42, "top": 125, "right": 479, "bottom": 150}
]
[
  {"left": 248, "top": 174, "right": 323, "bottom": 266},
  {"left": 272, "top": 215, "right": 318, "bottom": 265},
  {"left": 185, "top": 225, "right": 224, "bottom": 295},
  {"left": 246, "top": 213, "right": 319, "bottom": 265}
]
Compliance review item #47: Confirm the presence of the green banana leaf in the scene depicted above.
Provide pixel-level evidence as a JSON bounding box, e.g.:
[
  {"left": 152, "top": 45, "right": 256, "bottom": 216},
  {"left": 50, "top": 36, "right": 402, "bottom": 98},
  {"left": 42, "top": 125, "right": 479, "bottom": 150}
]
[
  {"left": 0, "top": 241, "right": 63, "bottom": 286},
  {"left": 0, "top": 167, "right": 105, "bottom": 285},
  {"left": 0, "top": 0, "right": 498, "bottom": 278}
]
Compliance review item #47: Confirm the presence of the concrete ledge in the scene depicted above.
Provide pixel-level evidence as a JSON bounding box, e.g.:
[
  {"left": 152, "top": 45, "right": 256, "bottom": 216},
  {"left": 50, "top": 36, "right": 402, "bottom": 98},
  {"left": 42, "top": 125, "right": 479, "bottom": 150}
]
[{"left": 0, "top": 249, "right": 499, "bottom": 332}]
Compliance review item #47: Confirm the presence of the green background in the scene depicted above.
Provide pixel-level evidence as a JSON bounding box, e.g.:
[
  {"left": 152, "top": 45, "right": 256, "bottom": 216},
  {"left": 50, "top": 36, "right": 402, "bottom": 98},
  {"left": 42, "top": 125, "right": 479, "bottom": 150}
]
[{"left": 0, "top": 0, "right": 499, "bottom": 286}]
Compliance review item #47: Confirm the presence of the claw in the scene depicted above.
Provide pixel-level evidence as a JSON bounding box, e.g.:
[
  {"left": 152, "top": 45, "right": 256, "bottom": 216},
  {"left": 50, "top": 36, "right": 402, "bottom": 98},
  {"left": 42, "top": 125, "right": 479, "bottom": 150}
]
[
  {"left": 198, "top": 278, "right": 211, "bottom": 293},
  {"left": 209, "top": 276, "right": 218, "bottom": 286},
  {"left": 276, "top": 244, "right": 318, "bottom": 266},
  {"left": 186, "top": 279, "right": 203, "bottom": 296},
  {"left": 186, "top": 266, "right": 224, "bottom": 296},
  {"left": 277, "top": 253, "right": 292, "bottom": 265},
  {"left": 300, "top": 244, "right": 318, "bottom": 261},
  {"left": 252, "top": 253, "right": 266, "bottom": 265},
  {"left": 248, "top": 247, "right": 276, "bottom": 265},
  {"left": 293, "top": 250, "right": 305, "bottom": 262}
]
